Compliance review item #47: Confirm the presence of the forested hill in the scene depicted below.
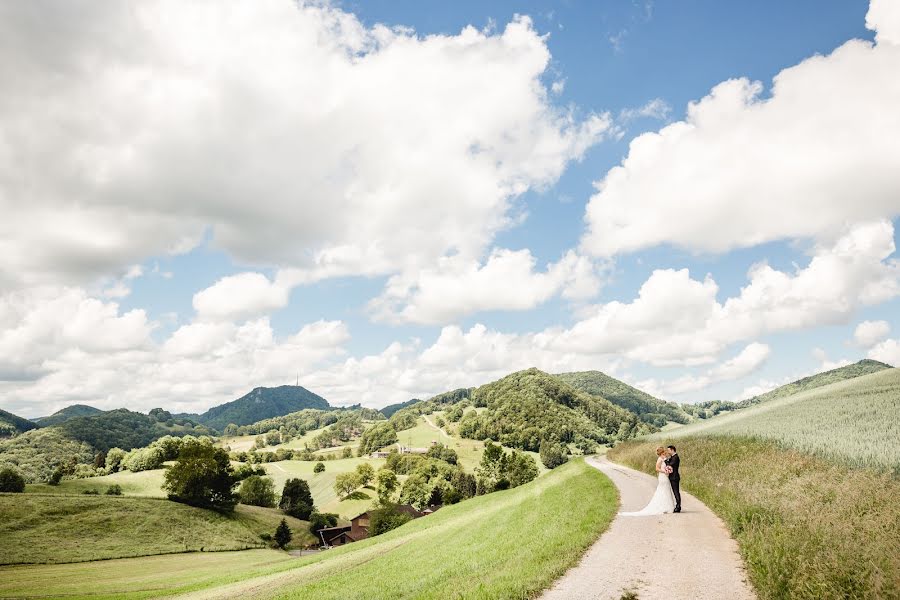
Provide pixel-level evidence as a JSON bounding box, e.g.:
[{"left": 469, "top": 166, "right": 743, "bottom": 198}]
[
  {"left": 195, "top": 385, "right": 330, "bottom": 430},
  {"left": 379, "top": 398, "right": 420, "bottom": 418},
  {"left": 453, "top": 368, "right": 649, "bottom": 452},
  {"left": 0, "top": 408, "right": 37, "bottom": 437},
  {"left": 33, "top": 404, "right": 104, "bottom": 427},
  {"left": 554, "top": 371, "right": 691, "bottom": 425}
]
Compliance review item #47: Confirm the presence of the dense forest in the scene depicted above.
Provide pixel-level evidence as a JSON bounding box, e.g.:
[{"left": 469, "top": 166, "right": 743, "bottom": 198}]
[
  {"left": 555, "top": 371, "right": 691, "bottom": 426},
  {"left": 33, "top": 404, "right": 104, "bottom": 427},
  {"left": 0, "top": 408, "right": 38, "bottom": 438}
]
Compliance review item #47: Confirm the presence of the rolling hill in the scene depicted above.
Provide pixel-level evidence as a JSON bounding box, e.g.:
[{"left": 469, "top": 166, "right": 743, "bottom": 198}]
[
  {"left": 0, "top": 408, "right": 38, "bottom": 437},
  {"left": 378, "top": 398, "right": 420, "bottom": 418},
  {"left": 455, "top": 368, "right": 645, "bottom": 451},
  {"left": 195, "top": 385, "right": 331, "bottom": 431},
  {"left": 33, "top": 404, "right": 104, "bottom": 427},
  {"left": 555, "top": 370, "right": 692, "bottom": 424},
  {"left": 654, "top": 366, "right": 900, "bottom": 471}
]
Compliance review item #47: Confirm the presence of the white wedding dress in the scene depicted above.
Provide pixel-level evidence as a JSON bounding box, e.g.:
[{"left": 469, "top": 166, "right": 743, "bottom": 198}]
[{"left": 621, "top": 458, "right": 676, "bottom": 517}]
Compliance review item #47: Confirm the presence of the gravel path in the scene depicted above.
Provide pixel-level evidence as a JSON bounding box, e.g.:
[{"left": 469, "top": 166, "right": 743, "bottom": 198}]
[{"left": 542, "top": 456, "right": 756, "bottom": 600}]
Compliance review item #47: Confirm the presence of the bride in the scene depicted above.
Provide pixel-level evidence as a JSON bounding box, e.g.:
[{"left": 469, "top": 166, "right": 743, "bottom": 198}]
[{"left": 621, "top": 446, "right": 675, "bottom": 516}]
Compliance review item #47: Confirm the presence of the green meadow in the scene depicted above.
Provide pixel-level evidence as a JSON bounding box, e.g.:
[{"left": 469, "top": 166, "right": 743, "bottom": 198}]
[{"left": 0, "top": 458, "right": 617, "bottom": 600}]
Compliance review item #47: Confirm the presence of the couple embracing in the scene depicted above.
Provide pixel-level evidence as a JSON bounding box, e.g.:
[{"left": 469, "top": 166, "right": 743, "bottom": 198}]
[{"left": 622, "top": 445, "right": 681, "bottom": 516}]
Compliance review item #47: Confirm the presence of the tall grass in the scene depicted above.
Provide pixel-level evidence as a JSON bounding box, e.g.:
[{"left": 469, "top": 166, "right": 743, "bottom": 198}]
[
  {"left": 655, "top": 368, "right": 900, "bottom": 472},
  {"left": 610, "top": 437, "right": 900, "bottom": 600}
]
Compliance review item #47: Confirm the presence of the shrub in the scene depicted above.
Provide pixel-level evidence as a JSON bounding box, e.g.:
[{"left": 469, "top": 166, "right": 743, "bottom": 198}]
[
  {"left": 539, "top": 439, "right": 569, "bottom": 469},
  {"left": 105, "top": 484, "right": 123, "bottom": 495},
  {"left": 239, "top": 475, "right": 277, "bottom": 507},
  {"left": 313, "top": 462, "right": 325, "bottom": 473},
  {"left": 82, "top": 489, "right": 99, "bottom": 495},
  {"left": 341, "top": 447, "right": 353, "bottom": 458},
  {"left": 280, "top": 478, "right": 315, "bottom": 520},
  {"left": 163, "top": 439, "right": 237, "bottom": 512},
  {"left": 274, "top": 518, "right": 292, "bottom": 549},
  {"left": 0, "top": 467, "right": 26, "bottom": 493}
]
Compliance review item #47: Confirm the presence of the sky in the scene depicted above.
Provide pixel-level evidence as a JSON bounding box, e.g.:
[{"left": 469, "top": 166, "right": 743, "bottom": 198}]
[{"left": 2, "top": 0, "right": 900, "bottom": 417}]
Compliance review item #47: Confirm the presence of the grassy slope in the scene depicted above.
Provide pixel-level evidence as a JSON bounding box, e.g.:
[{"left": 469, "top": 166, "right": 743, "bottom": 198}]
[
  {"left": 0, "top": 494, "right": 315, "bottom": 565},
  {"left": 654, "top": 367, "right": 900, "bottom": 471},
  {"left": 27, "top": 468, "right": 168, "bottom": 497},
  {"left": 0, "top": 458, "right": 616, "bottom": 599},
  {"left": 610, "top": 437, "right": 900, "bottom": 600}
]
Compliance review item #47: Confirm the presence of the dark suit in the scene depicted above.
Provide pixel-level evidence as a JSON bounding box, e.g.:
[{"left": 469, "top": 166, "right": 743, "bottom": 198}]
[{"left": 665, "top": 453, "right": 681, "bottom": 512}]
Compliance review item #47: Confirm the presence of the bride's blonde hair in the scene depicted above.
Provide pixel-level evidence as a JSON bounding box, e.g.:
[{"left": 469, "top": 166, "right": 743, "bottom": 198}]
[{"left": 656, "top": 446, "right": 666, "bottom": 456}]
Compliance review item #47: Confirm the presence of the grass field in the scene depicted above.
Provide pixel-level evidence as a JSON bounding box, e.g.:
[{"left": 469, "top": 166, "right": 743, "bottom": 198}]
[
  {"left": 653, "top": 367, "right": 900, "bottom": 471},
  {"left": 610, "top": 437, "right": 900, "bottom": 600},
  {"left": 26, "top": 468, "right": 168, "bottom": 497},
  {"left": 0, "top": 494, "right": 315, "bottom": 565},
  {"left": 0, "top": 458, "right": 617, "bottom": 599}
]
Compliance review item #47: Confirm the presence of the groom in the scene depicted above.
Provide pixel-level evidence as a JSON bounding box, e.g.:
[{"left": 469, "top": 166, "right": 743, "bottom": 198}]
[{"left": 665, "top": 445, "right": 681, "bottom": 513}]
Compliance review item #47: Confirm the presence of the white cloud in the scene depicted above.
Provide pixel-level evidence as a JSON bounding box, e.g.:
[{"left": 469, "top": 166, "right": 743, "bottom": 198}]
[
  {"left": 369, "top": 249, "right": 604, "bottom": 324},
  {"left": 0, "top": 1, "right": 607, "bottom": 291},
  {"left": 868, "top": 338, "right": 900, "bottom": 366},
  {"left": 582, "top": 4, "right": 900, "bottom": 257},
  {"left": 619, "top": 98, "right": 671, "bottom": 122},
  {"left": 853, "top": 320, "right": 891, "bottom": 348},
  {"left": 193, "top": 272, "right": 290, "bottom": 322}
]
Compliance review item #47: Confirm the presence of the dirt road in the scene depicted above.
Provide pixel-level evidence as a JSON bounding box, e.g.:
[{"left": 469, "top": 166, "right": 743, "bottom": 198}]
[{"left": 541, "top": 456, "right": 756, "bottom": 600}]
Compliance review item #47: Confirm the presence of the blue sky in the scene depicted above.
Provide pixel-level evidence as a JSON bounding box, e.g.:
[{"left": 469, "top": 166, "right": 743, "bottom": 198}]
[{"left": 1, "top": 0, "right": 899, "bottom": 416}]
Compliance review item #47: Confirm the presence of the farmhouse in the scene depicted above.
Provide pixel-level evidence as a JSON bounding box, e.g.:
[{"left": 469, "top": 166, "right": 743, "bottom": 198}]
[{"left": 317, "top": 505, "right": 433, "bottom": 548}]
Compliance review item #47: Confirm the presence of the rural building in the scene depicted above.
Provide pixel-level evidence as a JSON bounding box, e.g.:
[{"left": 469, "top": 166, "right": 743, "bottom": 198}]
[
  {"left": 316, "top": 505, "right": 427, "bottom": 548},
  {"left": 370, "top": 450, "right": 390, "bottom": 458}
]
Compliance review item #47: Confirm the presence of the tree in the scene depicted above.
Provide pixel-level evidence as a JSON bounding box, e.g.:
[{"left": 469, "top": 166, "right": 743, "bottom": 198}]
[
  {"left": 313, "top": 462, "right": 325, "bottom": 474},
  {"left": 105, "top": 447, "right": 126, "bottom": 472},
  {"left": 376, "top": 468, "right": 399, "bottom": 503},
  {"left": 274, "top": 518, "right": 292, "bottom": 549},
  {"left": 0, "top": 467, "right": 25, "bottom": 493},
  {"left": 223, "top": 423, "right": 239, "bottom": 437},
  {"left": 368, "top": 504, "right": 414, "bottom": 536},
  {"left": 399, "top": 473, "right": 432, "bottom": 510},
  {"left": 539, "top": 439, "right": 569, "bottom": 469},
  {"left": 355, "top": 462, "right": 375, "bottom": 487},
  {"left": 334, "top": 472, "right": 360, "bottom": 498},
  {"left": 48, "top": 467, "right": 63, "bottom": 486},
  {"left": 280, "top": 478, "right": 315, "bottom": 520},
  {"left": 358, "top": 422, "right": 398, "bottom": 455},
  {"left": 308, "top": 511, "right": 338, "bottom": 536},
  {"left": 265, "top": 430, "right": 281, "bottom": 446},
  {"left": 506, "top": 451, "right": 538, "bottom": 487},
  {"left": 239, "top": 475, "right": 277, "bottom": 507},
  {"left": 163, "top": 439, "right": 237, "bottom": 512},
  {"left": 341, "top": 447, "right": 353, "bottom": 458}
]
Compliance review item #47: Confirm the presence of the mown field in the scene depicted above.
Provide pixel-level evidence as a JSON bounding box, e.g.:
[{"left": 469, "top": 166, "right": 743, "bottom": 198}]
[
  {"left": 610, "top": 437, "right": 900, "bottom": 600},
  {"left": 0, "top": 458, "right": 618, "bottom": 600},
  {"left": 653, "top": 367, "right": 900, "bottom": 471},
  {"left": 0, "top": 494, "right": 315, "bottom": 565}
]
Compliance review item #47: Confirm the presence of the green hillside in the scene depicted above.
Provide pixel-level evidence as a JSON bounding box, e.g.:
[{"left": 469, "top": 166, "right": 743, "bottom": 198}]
[
  {"left": 33, "top": 404, "right": 104, "bottom": 427},
  {"left": 0, "top": 494, "right": 315, "bottom": 564},
  {"left": 555, "top": 370, "right": 691, "bottom": 424},
  {"left": 0, "top": 408, "right": 38, "bottom": 437},
  {"left": 378, "top": 398, "right": 420, "bottom": 418},
  {"left": 0, "top": 428, "right": 96, "bottom": 482},
  {"left": 457, "top": 368, "right": 645, "bottom": 451},
  {"left": 0, "top": 458, "right": 618, "bottom": 600},
  {"left": 197, "top": 386, "right": 331, "bottom": 431},
  {"left": 654, "top": 367, "right": 900, "bottom": 471},
  {"left": 59, "top": 408, "right": 213, "bottom": 452}
]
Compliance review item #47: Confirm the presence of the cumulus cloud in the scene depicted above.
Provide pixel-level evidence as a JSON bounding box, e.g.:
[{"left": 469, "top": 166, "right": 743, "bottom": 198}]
[
  {"left": 852, "top": 320, "right": 891, "bottom": 348},
  {"left": 0, "top": 1, "right": 607, "bottom": 291},
  {"left": 582, "top": 2, "right": 900, "bottom": 257},
  {"left": 193, "top": 272, "right": 290, "bottom": 322},
  {"left": 868, "top": 339, "right": 899, "bottom": 366},
  {"left": 369, "top": 249, "right": 604, "bottom": 324}
]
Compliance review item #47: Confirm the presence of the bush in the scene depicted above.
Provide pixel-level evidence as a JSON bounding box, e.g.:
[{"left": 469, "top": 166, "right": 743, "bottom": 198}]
[
  {"left": 105, "top": 484, "right": 123, "bottom": 496},
  {"left": 341, "top": 447, "right": 353, "bottom": 458},
  {"left": 369, "top": 503, "right": 414, "bottom": 536},
  {"left": 163, "top": 439, "right": 237, "bottom": 512},
  {"left": 539, "top": 439, "right": 569, "bottom": 469},
  {"left": 274, "top": 518, "right": 292, "bottom": 549},
  {"left": 239, "top": 475, "right": 277, "bottom": 507},
  {"left": 280, "top": 478, "right": 315, "bottom": 520},
  {"left": 313, "top": 462, "right": 325, "bottom": 473},
  {"left": 82, "top": 489, "right": 99, "bottom": 495},
  {"left": 0, "top": 467, "right": 26, "bottom": 492}
]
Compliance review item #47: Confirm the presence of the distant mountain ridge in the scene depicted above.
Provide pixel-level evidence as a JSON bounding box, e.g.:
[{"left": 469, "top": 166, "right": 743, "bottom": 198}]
[
  {"left": 0, "top": 408, "right": 38, "bottom": 437},
  {"left": 194, "top": 385, "right": 331, "bottom": 430},
  {"left": 33, "top": 404, "right": 104, "bottom": 427},
  {"left": 379, "top": 398, "right": 420, "bottom": 418},
  {"left": 739, "top": 359, "right": 892, "bottom": 407}
]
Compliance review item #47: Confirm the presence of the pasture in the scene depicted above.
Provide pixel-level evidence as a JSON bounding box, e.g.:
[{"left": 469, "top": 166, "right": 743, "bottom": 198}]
[
  {"left": 653, "top": 367, "right": 900, "bottom": 471},
  {"left": 0, "top": 458, "right": 617, "bottom": 599}
]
